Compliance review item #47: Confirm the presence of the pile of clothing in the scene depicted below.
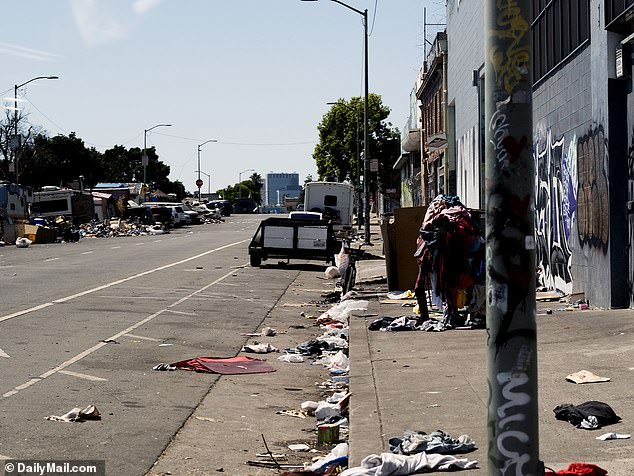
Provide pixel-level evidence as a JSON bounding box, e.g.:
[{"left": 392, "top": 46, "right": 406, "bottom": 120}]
[{"left": 414, "top": 194, "right": 485, "bottom": 327}]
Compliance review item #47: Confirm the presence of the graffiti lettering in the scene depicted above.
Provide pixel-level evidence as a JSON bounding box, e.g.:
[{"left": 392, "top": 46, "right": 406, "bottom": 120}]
[
  {"left": 577, "top": 126, "right": 609, "bottom": 251},
  {"left": 490, "top": 0, "right": 530, "bottom": 97},
  {"left": 489, "top": 370, "right": 532, "bottom": 476},
  {"left": 490, "top": 101, "right": 511, "bottom": 166},
  {"left": 533, "top": 130, "right": 576, "bottom": 294}
]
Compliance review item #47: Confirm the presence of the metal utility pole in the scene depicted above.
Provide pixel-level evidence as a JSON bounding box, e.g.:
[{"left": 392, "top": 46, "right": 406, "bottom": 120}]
[
  {"left": 197, "top": 140, "right": 217, "bottom": 201},
  {"left": 485, "top": 1, "right": 543, "bottom": 475},
  {"left": 301, "top": 0, "right": 370, "bottom": 244},
  {"left": 143, "top": 123, "right": 171, "bottom": 200},
  {"left": 13, "top": 76, "right": 58, "bottom": 183}
]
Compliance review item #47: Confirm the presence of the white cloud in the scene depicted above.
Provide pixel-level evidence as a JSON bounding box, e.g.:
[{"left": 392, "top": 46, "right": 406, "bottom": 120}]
[
  {"left": 133, "top": 0, "right": 162, "bottom": 15},
  {"left": 69, "top": 0, "right": 129, "bottom": 46}
]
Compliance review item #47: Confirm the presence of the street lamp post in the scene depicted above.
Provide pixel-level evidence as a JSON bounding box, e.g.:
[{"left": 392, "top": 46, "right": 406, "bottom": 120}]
[
  {"left": 143, "top": 123, "right": 171, "bottom": 200},
  {"left": 238, "top": 168, "right": 255, "bottom": 199},
  {"left": 197, "top": 139, "right": 217, "bottom": 201},
  {"left": 195, "top": 170, "right": 212, "bottom": 199},
  {"left": 13, "top": 75, "right": 58, "bottom": 183},
  {"left": 327, "top": 101, "right": 362, "bottom": 226},
  {"left": 302, "top": 0, "right": 370, "bottom": 244}
]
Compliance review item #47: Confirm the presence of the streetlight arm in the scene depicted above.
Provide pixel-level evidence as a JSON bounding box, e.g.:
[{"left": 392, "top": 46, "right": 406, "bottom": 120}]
[
  {"left": 15, "top": 76, "right": 59, "bottom": 90},
  {"left": 145, "top": 123, "right": 172, "bottom": 134},
  {"left": 330, "top": 0, "right": 364, "bottom": 16},
  {"left": 198, "top": 139, "right": 218, "bottom": 151}
]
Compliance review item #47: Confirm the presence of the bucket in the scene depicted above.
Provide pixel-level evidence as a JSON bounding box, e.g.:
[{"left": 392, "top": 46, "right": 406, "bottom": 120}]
[{"left": 317, "top": 424, "right": 340, "bottom": 444}]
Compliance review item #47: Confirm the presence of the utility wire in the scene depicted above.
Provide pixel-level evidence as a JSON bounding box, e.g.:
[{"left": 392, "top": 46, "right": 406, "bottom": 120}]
[
  {"left": 368, "top": 0, "right": 378, "bottom": 36},
  {"left": 152, "top": 131, "right": 314, "bottom": 146}
]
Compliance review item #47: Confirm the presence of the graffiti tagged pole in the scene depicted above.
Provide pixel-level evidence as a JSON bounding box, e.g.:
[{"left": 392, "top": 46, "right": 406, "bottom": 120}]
[{"left": 485, "top": 1, "right": 543, "bottom": 475}]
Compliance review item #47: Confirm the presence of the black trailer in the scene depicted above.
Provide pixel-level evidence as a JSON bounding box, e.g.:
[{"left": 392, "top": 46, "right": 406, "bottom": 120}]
[{"left": 248, "top": 217, "right": 339, "bottom": 267}]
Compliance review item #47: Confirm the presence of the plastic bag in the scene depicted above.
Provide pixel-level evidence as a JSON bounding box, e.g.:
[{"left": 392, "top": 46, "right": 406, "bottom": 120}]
[
  {"left": 334, "top": 243, "right": 350, "bottom": 276},
  {"left": 277, "top": 353, "right": 304, "bottom": 363},
  {"left": 325, "top": 266, "right": 341, "bottom": 279}
]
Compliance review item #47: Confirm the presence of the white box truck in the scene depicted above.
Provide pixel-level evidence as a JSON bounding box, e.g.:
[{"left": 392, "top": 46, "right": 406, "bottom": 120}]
[{"left": 303, "top": 181, "right": 354, "bottom": 237}]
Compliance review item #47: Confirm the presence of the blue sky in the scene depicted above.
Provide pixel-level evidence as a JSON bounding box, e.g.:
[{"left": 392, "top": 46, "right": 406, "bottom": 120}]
[{"left": 2, "top": 0, "right": 445, "bottom": 193}]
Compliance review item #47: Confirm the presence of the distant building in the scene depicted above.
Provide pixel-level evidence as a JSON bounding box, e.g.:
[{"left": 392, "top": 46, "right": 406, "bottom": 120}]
[{"left": 264, "top": 173, "right": 301, "bottom": 206}]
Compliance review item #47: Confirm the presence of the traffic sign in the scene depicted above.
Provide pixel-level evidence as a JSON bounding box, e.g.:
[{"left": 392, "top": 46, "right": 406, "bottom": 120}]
[{"left": 196, "top": 179, "right": 203, "bottom": 187}]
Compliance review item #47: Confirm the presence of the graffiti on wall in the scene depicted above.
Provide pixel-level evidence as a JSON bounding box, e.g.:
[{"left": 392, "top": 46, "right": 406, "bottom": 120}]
[
  {"left": 533, "top": 130, "right": 577, "bottom": 294},
  {"left": 533, "top": 125, "right": 610, "bottom": 293},
  {"left": 576, "top": 126, "right": 609, "bottom": 251}
]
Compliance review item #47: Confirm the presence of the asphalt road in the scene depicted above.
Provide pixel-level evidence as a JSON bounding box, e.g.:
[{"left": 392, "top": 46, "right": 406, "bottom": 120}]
[{"left": 0, "top": 215, "right": 299, "bottom": 475}]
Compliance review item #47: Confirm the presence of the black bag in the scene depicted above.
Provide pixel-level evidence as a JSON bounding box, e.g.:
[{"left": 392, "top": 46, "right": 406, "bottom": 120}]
[{"left": 554, "top": 400, "right": 621, "bottom": 427}]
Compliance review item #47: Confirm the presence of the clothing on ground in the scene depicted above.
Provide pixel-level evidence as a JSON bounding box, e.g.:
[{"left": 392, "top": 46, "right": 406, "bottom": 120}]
[
  {"left": 553, "top": 401, "right": 621, "bottom": 429},
  {"left": 544, "top": 462, "right": 608, "bottom": 476},
  {"left": 339, "top": 452, "right": 478, "bottom": 476},
  {"left": 389, "top": 430, "right": 476, "bottom": 455}
]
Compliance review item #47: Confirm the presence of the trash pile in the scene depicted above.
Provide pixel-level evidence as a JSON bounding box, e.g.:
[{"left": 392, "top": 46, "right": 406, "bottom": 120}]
[
  {"left": 253, "top": 298, "right": 369, "bottom": 474},
  {"left": 413, "top": 194, "right": 485, "bottom": 329},
  {"left": 79, "top": 219, "right": 169, "bottom": 238}
]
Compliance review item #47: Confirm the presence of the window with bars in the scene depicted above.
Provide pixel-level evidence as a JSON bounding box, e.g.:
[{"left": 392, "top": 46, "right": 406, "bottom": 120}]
[
  {"left": 531, "top": 0, "right": 590, "bottom": 84},
  {"left": 605, "top": 0, "right": 634, "bottom": 28}
]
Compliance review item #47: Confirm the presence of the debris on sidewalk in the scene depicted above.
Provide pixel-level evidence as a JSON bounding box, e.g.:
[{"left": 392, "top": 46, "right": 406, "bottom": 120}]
[
  {"left": 153, "top": 363, "right": 177, "bottom": 371},
  {"left": 15, "top": 237, "right": 32, "bottom": 248},
  {"left": 388, "top": 430, "right": 476, "bottom": 455},
  {"left": 241, "top": 342, "right": 278, "bottom": 353},
  {"left": 308, "top": 442, "right": 349, "bottom": 473},
  {"left": 565, "top": 370, "right": 610, "bottom": 384},
  {"left": 278, "top": 353, "right": 305, "bottom": 363},
  {"left": 339, "top": 451, "right": 478, "bottom": 475},
  {"left": 553, "top": 401, "right": 621, "bottom": 429},
  {"left": 46, "top": 404, "right": 101, "bottom": 422},
  {"left": 168, "top": 356, "right": 276, "bottom": 375},
  {"left": 595, "top": 432, "right": 630, "bottom": 440},
  {"left": 386, "top": 290, "right": 414, "bottom": 300},
  {"left": 413, "top": 194, "right": 485, "bottom": 327},
  {"left": 325, "top": 266, "right": 341, "bottom": 279},
  {"left": 544, "top": 462, "right": 607, "bottom": 475},
  {"left": 288, "top": 443, "right": 311, "bottom": 452},
  {"left": 276, "top": 409, "right": 308, "bottom": 419}
]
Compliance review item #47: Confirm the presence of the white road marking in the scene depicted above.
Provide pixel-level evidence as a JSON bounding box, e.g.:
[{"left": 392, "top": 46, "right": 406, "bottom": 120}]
[
  {"left": 153, "top": 239, "right": 163, "bottom": 243},
  {"left": 164, "top": 309, "right": 197, "bottom": 316},
  {"left": 45, "top": 257, "right": 60, "bottom": 262},
  {"left": 0, "top": 240, "right": 248, "bottom": 323},
  {"left": 135, "top": 242, "right": 145, "bottom": 246},
  {"left": 81, "top": 251, "right": 94, "bottom": 255},
  {"left": 2, "top": 267, "right": 241, "bottom": 399},
  {"left": 111, "top": 246, "right": 121, "bottom": 249},
  {"left": 59, "top": 370, "right": 107, "bottom": 382},
  {"left": 0, "top": 347, "right": 9, "bottom": 358},
  {"left": 125, "top": 333, "right": 161, "bottom": 342},
  {"left": 0, "top": 303, "right": 55, "bottom": 323}
]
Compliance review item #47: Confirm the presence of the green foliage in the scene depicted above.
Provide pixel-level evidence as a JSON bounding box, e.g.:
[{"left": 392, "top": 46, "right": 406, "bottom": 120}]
[
  {"left": 0, "top": 118, "right": 181, "bottom": 193},
  {"left": 314, "top": 94, "right": 401, "bottom": 192},
  {"left": 217, "top": 172, "right": 263, "bottom": 204}
]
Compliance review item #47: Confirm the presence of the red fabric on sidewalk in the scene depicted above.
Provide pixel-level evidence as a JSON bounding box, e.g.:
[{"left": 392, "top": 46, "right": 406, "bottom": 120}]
[
  {"left": 172, "top": 356, "right": 276, "bottom": 375},
  {"left": 545, "top": 462, "right": 608, "bottom": 476}
]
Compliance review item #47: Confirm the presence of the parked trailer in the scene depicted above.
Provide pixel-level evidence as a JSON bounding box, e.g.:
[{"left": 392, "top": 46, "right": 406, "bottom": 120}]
[
  {"left": 248, "top": 216, "right": 339, "bottom": 267},
  {"left": 303, "top": 181, "right": 354, "bottom": 237}
]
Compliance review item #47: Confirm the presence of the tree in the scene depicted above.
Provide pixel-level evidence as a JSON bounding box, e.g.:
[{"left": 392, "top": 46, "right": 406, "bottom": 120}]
[
  {"left": 314, "top": 94, "right": 401, "bottom": 192},
  {"left": 298, "top": 174, "right": 313, "bottom": 204},
  {"left": 20, "top": 132, "right": 101, "bottom": 188}
]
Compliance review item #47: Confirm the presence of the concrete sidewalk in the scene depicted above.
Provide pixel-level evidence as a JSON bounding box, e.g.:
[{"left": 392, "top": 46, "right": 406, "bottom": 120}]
[{"left": 349, "top": 251, "right": 634, "bottom": 474}]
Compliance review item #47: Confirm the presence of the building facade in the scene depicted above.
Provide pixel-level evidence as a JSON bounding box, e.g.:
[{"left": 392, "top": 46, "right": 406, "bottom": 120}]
[
  {"left": 264, "top": 173, "right": 301, "bottom": 206},
  {"left": 439, "top": 0, "right": 634, "bottom": 309}
]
